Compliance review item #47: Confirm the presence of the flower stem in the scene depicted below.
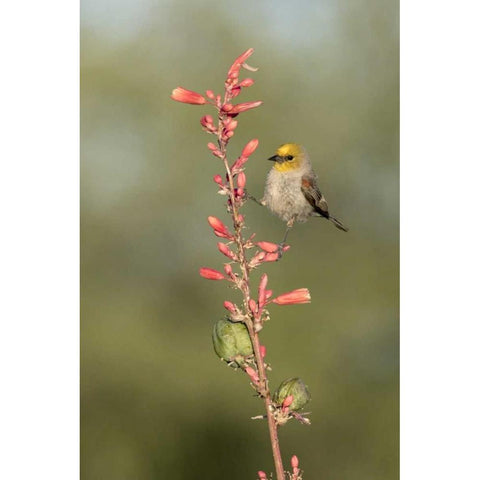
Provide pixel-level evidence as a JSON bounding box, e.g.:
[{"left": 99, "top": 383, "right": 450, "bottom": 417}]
[{"left": 217, "top": 114, "right": 285, "bottom": 480}]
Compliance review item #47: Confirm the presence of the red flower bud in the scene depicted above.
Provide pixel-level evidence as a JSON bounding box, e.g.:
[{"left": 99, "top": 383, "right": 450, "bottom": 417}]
[
  {"left": 263, "top": 252, "right": 279, "bottom": 262},
  {"left": 223, "top": 301, "right": 236, "bottom": 313},
  {"left": 205, "top": 90, "right": 215, "bottom": 99},
  {"left": 260, "top": 345, "right": 267, "bottom": 359},
  {"left": 291, "top": 455, "right": 299, "bottom": 469},
  {"left": 217, "top": 242, "right": 236, "bottom": 260},
  {"left": 242, "top": 138, "right": 259, "bottom": 157},
  {"left": 282, "top": 395, "right": 294, "bottom": 411},
  {"left": 213, "top": 175, "right": 223, "bottom": 186},
  {"left": 245, "top": 366, "right": 259, "bottom": 384},
  {"left": 200, "top": 115, "right": 214, "bottom": 127},
  {"left": 272, "top": 288, "right": 311, "bottom": 305},
  {"left": 207, "top": 216, "right": 229, "bottom": 235},
  {"left": 230, "top": 156, "right": 248, "bottom": 173},
  {"left": 256, "top": 241, "right": 279, "bottom": 253},
  {"left": 225, "top": 120, "right": 238, "bottom": 132},
  {"left": 224, "top": 264, "right": 234, "bottom": 277},
  {"left": 239, "top": 78, "right": 255, "bottom": 87},
  {"left": 237, "top": 172, "right": 246, "bottom": 189},
  {"left": 199, "top": 267, "right": 225, "bottom": 280},
  {"left": 258, "top": 472, "right": 267, "bottom": 480},
  {"left": 258, "top": 273, "right": 268, "bottom": 307},
  {"left": 170, "top": 87, "right": 206, "bottom": 105}
]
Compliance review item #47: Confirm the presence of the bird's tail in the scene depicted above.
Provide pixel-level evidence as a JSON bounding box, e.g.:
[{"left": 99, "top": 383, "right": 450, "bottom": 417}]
[{"left": 329, "top": 215, "right": 348, "bottom": 232}]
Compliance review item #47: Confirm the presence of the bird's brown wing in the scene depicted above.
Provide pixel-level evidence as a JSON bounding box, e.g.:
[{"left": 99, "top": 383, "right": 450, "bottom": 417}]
[{"left": 301, "top": 175, "right": 329, "bottom": 218}]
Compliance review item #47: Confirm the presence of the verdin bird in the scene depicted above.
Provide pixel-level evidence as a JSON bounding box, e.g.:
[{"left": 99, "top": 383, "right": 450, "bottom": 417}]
[{"left": 261, "top": 143, "right": 348, "bottom": 244}]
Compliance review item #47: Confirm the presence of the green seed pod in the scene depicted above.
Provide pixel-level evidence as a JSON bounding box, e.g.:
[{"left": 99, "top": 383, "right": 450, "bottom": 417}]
[
  {"left": 212, "top": 318, "right": 253, "bottom": 368},
  {"left": 273, "top": 377, "right": 311, "bottom": 411}
]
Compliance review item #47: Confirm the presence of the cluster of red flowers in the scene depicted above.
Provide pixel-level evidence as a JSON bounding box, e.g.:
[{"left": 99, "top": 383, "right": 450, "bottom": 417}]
[{"left": 171, "top": 48, "right": 310, "bottom": 480}]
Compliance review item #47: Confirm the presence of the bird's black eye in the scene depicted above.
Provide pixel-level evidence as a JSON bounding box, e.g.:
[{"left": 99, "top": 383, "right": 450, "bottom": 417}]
[{"left": 286, "top": 155, "right": 294, "bottom": 161}]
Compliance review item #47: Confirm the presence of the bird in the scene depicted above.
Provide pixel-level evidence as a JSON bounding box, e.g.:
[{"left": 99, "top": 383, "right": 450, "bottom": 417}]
[{"left": 261, "top": 143, "right": 348, "bottom": 245}]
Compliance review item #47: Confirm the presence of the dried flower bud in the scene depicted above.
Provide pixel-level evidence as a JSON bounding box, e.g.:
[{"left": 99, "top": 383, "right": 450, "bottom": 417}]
[
  {"left": 212, "top": 318, "right": 253, "bottom": 368},
  {"left": 273, "top": 378, "right": 311, "bottom": 411}
]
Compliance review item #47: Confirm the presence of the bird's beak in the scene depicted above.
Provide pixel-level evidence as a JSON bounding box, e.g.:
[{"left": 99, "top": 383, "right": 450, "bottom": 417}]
[{"left": 268, "top": 154, "right": 284, "bottom": 163}]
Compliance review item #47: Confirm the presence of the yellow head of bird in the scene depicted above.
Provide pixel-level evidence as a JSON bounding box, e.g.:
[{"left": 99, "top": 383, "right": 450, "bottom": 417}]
[{"left": 268, "top": 143, "right": 305, "bottom": 172}]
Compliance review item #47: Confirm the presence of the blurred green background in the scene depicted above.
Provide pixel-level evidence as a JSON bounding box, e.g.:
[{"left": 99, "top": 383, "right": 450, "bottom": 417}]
[{"left": 81, "top": 0, "right": 398, "bottom": 479}]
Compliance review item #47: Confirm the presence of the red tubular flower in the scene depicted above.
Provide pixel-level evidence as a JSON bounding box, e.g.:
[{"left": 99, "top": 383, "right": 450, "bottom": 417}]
[
  {"left": 170, "top": 87, "right": 206, "bottom": 105},
  {"left": 242, "top": 139, "right": 259, "bottom": 158},
  {"left": 272, "top": 288, "right": 311, "bottom": 305},
  {"left": 228, "top": 101, "right": 263, "bottom": 115},
  {"left": 199, "top": 267, "right": 225, "bottom": 280},
  {"left": 227, "top": 48, "right": 254, "bottom": 81}
]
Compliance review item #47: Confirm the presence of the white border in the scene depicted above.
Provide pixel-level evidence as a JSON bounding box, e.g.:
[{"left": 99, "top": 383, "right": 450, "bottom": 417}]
[{"left": 0, "top": 2, "right": 79, "bottom": 479}]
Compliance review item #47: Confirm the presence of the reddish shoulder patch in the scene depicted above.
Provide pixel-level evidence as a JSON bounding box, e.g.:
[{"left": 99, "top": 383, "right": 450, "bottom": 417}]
[{"left": 301, "top": 178, "right": 312, "bottom": 188}]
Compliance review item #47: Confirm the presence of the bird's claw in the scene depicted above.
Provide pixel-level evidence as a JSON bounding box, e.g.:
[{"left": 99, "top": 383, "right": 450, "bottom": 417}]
[{"left": 276, "top": 243, "right": 286, "bottom": 260}]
